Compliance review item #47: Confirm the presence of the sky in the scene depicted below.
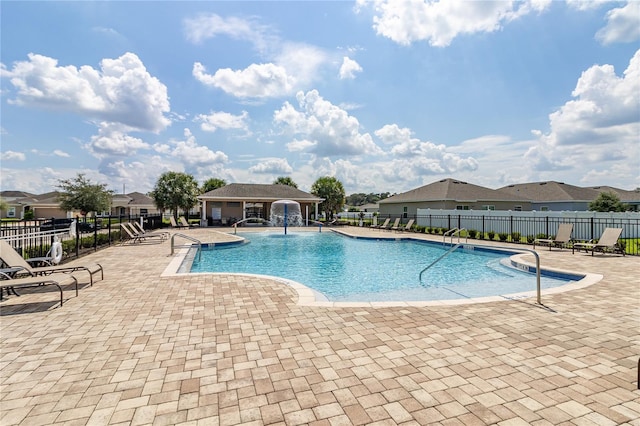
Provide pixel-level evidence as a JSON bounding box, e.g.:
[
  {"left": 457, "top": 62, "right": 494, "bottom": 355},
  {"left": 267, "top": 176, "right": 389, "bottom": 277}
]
[{"left": 1, "top": 0, "right": 639, "bottom": 197}]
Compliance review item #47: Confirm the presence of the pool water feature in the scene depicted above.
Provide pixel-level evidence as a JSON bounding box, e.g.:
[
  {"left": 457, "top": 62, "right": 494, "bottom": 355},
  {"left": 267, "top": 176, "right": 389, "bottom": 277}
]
[{"left": 187, "top": 231, "right": 581, "bottom": 302}]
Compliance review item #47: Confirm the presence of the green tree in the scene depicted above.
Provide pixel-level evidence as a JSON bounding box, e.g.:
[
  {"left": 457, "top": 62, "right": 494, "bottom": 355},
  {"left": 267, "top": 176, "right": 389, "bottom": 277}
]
[
  {"left": 311, "top": 176, "right": 345, "bottom": 220},
  {"left": 273, "top": 176, "right": 298, "bottom": 188},
  {"left": 57, "top": 174, "right": 114, "bottom": 219},
  {"left": 201, "top": 178, "right": 227, "bottom": 193},
  {"left": 151, "top": 172, "right": 200, "bottom": 221},
  {"left": 589, "top": 191, "right": 627, "bottom": 212},
  {"left": 0, "top": 198, "right": 8, "bottom": 215}
]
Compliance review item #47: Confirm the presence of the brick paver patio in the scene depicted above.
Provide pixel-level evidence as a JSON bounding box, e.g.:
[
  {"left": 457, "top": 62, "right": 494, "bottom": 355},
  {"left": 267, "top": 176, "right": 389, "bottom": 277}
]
[{"left": 1, "top": 227, "right": 638, "bottom": 425}]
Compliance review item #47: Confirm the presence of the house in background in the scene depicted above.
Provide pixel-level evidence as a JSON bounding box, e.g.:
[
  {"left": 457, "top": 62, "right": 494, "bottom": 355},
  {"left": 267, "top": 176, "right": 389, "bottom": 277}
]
[
  {"left": 358, "top": 203, "right": 379, "bottom": 214},
  {"left": 379, "top": 178, "right": 532, "bottom": 217},
  {"left": 588, "top": 185, "right": 640, "bottom": 211},
  {"left": 0, "top": 191, "right": 36, "bottom": 219},
  {"left": 0, "top": 191, "right": 71, "bottom": 219},
  {"left": 497, "top": 181, "right": 638, "bottom": 211},
  {"left": 198, "top": 183, "right": 323, "bottom": 225},
  {"left": 111, "top": 192, "right": 161, "bottom": 216}
]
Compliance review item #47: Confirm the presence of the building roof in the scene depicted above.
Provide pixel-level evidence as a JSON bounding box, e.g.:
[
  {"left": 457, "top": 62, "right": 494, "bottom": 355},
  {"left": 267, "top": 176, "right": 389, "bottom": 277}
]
[
  {"left": 9, "top": 191, "right": 62, "bottom": 206},
  {"left": 499, "top": 181, "right": 602, "bottom": 202},
  {"left": 0, "top": 191, "right": 36, "bottom": 200},
  {"left": 112, "top": 192, "right": 156, "bottom": 206},
  {"left": 380, "top": 178, "right": 530, "bottom": 203},
  {"left": 588, "top": 186, "right": 640, "bottom": 202},
  {"left": 199, "top": 183, "right": 323, "bottom": 202}
]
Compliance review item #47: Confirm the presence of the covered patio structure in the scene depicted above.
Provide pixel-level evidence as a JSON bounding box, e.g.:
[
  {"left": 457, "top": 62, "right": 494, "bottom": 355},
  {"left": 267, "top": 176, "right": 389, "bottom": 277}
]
[{"left": 197, "top": 183, "right": 324, "bottom": 226}]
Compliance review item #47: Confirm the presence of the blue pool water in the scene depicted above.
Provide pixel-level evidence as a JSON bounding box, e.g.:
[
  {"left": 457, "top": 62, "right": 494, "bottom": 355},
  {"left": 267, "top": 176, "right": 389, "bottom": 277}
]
[{"left": 188, "top": 231, "right": 579, "bottom": 302}]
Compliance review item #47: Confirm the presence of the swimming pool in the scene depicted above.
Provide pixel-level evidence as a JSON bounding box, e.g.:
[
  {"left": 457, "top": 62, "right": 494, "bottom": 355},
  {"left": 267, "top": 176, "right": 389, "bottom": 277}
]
[{"left": 186, "top": 231, "right": 582, "bottom": 302}]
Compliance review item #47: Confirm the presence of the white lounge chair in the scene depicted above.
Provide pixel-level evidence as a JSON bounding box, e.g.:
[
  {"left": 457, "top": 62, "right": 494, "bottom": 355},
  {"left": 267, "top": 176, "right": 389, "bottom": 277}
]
[
  {"left": 572, "top": 227, "right": 624, "bottom": 256},
  {"left": 534, "top": 223, "right": 573, "bottom": 250},
  {"left": 394, "top": 219, "right": 415, "bottom": 232},
  {"left": 384, "top": 218, "right": 400, "bottom": 231},
  {"left": 131, "top": 221, "right": 169, "bottom": 240},
  {"left": 0, "top": 239, "right": 103, "bottom": 286},
  {"left": 121, "top": 223, "right": 165, "bottom": 244},
  {"left": 0, "top": 272, "right": 78, "bottom": 306},
  {"left": 370, "top": 218, "right": 390, "bottom": 230}
]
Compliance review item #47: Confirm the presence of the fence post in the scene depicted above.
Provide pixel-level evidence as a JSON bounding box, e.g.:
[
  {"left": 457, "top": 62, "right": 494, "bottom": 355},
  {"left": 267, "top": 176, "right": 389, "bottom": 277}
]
[
  {"left": 482, "top": 215, "right": 485, "bottom": 239},
  {"left": 93, "top": 214, "right": 98, "bottom": 252},
  {"left": 510, "top": 215, "right": 513, "bottom": 237},
  {"left": 74, "top": 217, "right": 79, "bottom": 258},
  {"left": 545, "top": 216, "right": 549, "bottom": 238}
]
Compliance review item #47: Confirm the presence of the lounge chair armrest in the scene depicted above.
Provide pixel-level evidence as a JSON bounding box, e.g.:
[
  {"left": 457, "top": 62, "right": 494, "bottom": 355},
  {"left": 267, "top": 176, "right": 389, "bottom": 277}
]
[{"left": 26, "top": 258, "right": 53, "bottom": 267}]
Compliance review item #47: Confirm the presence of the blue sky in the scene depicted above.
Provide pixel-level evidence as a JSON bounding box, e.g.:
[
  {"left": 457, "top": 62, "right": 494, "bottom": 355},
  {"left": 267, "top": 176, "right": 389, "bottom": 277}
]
[{"left": 1, "top": 1, "right": 639, "bottom": 196}]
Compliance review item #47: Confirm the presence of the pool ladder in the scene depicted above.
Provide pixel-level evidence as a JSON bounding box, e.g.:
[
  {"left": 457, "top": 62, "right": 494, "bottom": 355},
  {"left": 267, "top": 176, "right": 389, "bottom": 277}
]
[
  {"left": 419, "top": 243, "right": 543, "bottom": 305},
  {"left": 171, "top": 233, "right": 202, "bottom": 262},
  {"left": 443, "top": 228, "right": 467, "bottom": 244}
]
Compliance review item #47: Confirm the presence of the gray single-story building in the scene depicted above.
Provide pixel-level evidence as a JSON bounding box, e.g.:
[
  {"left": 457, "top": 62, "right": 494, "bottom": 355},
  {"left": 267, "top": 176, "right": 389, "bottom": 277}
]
[
  {"left": 379, "top": 178, "right": 532, "bottom": 217},
  {"left": 499, "top": 181, "right": 640, "bottom": 211}
]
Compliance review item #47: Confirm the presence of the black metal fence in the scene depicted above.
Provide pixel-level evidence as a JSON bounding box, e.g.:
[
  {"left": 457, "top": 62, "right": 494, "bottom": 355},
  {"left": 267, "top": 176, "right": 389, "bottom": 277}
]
[
  {"left": 0, "top": 214, "right": 165, "bottom": 260},
  {"left": 337, "top": 211, "right": 640, "bottom": 255}
]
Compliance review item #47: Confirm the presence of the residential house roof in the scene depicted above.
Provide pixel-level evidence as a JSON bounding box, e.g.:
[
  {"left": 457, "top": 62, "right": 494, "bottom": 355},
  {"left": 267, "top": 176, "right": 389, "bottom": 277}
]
[
  {"left": 498, "top": 181, "right": 601, "bottom": 202},
  {"left": 112, "top": 192, "right": 156, "bottom": 206},
  {"left": 0, "top": 191, "right": 36, "bottom": 200},
  {"left": 8, "top": 191, "right": 63, "bottom": 206},
  {"left": 588, "top": 186, "right": 640, "bottom": 202},
  {"left": 199, "top": 183, "right": 323, "bottom": 202},
  {"left": 380, "top": 178, "right": 530, "bottom": 203}
]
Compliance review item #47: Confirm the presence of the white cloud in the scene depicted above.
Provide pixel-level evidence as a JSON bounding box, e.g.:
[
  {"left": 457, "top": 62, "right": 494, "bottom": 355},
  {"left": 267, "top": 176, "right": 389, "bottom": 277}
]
[
  {"left": 275, "top": 42, "right": 328, "bottom": 86},
  {"left": 565, "top": 0, "right": 616, "bottom": 12},
  {"left": 196, "top": 110, "right": 249, "bottom": 133},
  {"left": 374, "top": 124, "right": 479, "bottom": 174},
  {"left": 274, "top": 90, "right": 383, "bottom": 157},
  {"left": 596, "top": 2, "right": 640, "bottom": 45},
  {"left": 169, "top": 128, "right": 229, "bottom": 169},
  {"left": 193, "top": 62, "right": 294, "bottom": 98},
  {"left": 183, "top": 13, "right": 275, "bottom": 54},
  {"left": 1, "top": 151, "right": 26, "bottom": 161},
  {"left": 339, "top": 57, "right": 363, "bottom": 79},
  {"left": 87, "top": 122, "right": 150, "bottom": 157},
  {"left": 374, "top": 124, "right": 413, "bottom": 144},
  {"left": 356, "top": 0, "right": 551, "bottom": 46},
  {"left": 1, "top": 52, "right": 171, "bottom": 133},
  {"left": 188, "top": 14, "right": 330, "bottom": 99},
  {"left": 529, "top": 49, "right": 640, "bottom": 176},
  {"left": 53, "top": 150, "right": 70, "bottom": 158},
  {"left": 248, "top": 158, "right": 293, "bottom": 174}
]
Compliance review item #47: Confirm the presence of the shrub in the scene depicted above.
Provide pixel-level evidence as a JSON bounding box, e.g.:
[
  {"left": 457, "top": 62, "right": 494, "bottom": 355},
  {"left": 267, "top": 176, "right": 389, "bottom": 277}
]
[
  {"left": 498, "top": 232, "right": 509, "bottom": 242},
  {"left": 467, "top": 229, "right": 478, "bottom": 239},
  {"left": 526, "top": 235, "right": 535, "bottom": 244},
  {"left": 536, "top": 233, "right": 547, "bottom": 240},
  {"left": 511, "top": 232, "right": 521, "bottom": 243},
  {"left": 487, "top": 231, "right": 496, "bottom": 240}
]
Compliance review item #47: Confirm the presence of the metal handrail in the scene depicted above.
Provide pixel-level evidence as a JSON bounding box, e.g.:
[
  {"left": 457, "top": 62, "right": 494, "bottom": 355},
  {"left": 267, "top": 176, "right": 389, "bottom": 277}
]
[
  {"left": 444, "top": 228, "right": 467, "bottom": 244},
  {"left": 308, "top": 220, "right": 324, "bottom": 232},
  {"left": 419, "top": 242, "right": 543, "bottom": 304},
  {"left": 233, "top": 218, "right": 270, "bottom": 234},
  {"left": 171, "top": 233, "right": 202, "bottom": 261},
  {"left": 420, "top": 243, "right": 463, "bottom": 283}
]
